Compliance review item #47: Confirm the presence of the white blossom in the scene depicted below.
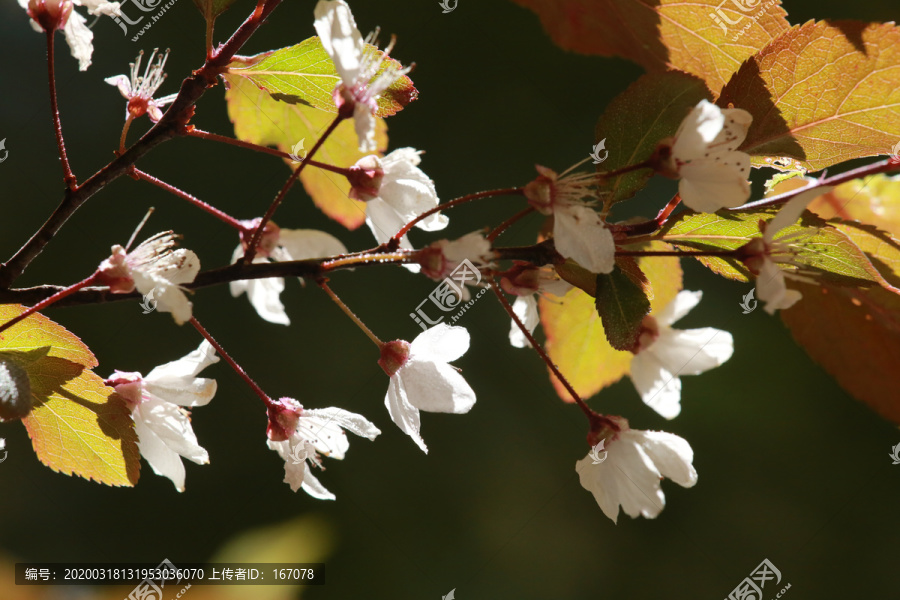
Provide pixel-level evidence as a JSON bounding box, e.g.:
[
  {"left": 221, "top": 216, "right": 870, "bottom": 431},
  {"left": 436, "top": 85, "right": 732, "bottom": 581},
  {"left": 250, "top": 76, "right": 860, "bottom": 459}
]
[
  {"left": 19, "top": 0, "right": 121, "bottom": 71},
  {"left": 576, "top": 424, "right": 697, "bottom": 523},
  {"left": 107, "top": 341, "right": 219, "bottom": 491},
  {"left": 105, "top": 48, "right": 177, "bottom": 123},
  {"left": 745, "top": 185, "right": 834, "bottom": 314},
  {"left": 266, "top": 398, "right": 380, "bottom": 499},
  {"left": 97, "top": 232, "right": 200, "bottom": 325},
  {"left": 314, "top": 0, "right": 411, "bottom": 152},
  {"left": 524, "top": 165, "right": 615, "bottom": 274},
  {"left": 629, "top": 290, "right": 733, "bottom": 419},
  {"left": 351, "top": 148, "right": 448, "bottom": 251},
  {"left": 378, "top": 324, "right": 476, "bottom": 453},
  {"left": 230, "top": 225, "right": 348, "bottom": 325},
  {"left": 667, "top": 100, "right": 752, "bottom": 213}
]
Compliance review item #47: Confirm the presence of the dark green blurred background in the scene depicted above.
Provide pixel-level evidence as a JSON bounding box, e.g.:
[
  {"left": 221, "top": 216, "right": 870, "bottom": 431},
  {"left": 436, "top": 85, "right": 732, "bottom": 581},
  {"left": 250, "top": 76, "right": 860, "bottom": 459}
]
[{"left": 1, "top": 0, "right": 899, "bottom": 598}]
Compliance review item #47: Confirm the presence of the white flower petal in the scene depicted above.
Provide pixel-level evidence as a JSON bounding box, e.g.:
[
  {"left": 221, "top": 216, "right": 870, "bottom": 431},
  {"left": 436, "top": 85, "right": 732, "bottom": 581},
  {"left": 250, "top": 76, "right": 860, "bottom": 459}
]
[
  {"left": 267, "top": 439, "right": 312, "bottom": 494},
  {"left": 146, "top": 341, "right": 219, "bottom": 383},
  {"left": 137, "top": 398, "right": 208, "bottom": 465},
  {"left": 385, "top": 375, "right": 427, "bottom": 453},
  {"left": 653, "top": 327, "right": 734, "bottom": 376},
  {"left": 278, "top": 229, "right": 348, "bottom": 261},
  {"left": 630, "top": 352, "right": 683, "bottom": 419},
  {"left": 671, "top": 100, "right": 726, "bottom": 162},
  {"left": 678, "top": 157, "right": 751, "bottom": 212},
  {"left": 365, "top": 197, "right": 408, "bottom": 245},
  {"left": 297, "top": 416, "right": 350, "bottom": 460},
  {"left": 509, "top": 295, "right": 538, "bottom": 348},
  {"left": 63, "top": 11, "right": 94, "bottom": 72},
  {"left": 78, "top": 0, "right": 121, "bottom": 16},
  {"left": 313, "top": 0, "right": 364, "bottom": 85},
  {"left": 757, "top": 259, "right": 802, "bottom": 313},
  {"left": 301, "top": 468, "right": 336, "bottom": 500},
  {"left": 353, "top": 103, "right": 377, "bottom": 152},
  {"left": 409, "top": 322, "right": 470, "bottom": 363},
  {"left": 105, "top": 74, "right": 132, "bottom": 99},
  {"left": 400, "top": 359, "right": 476, "bottom": 415},
  {"left": 134, "top": 417, "right": 188, "bottom": 492},
  {"left": 553, "top": 204, "right": 615, "bottom": 274},
  {"left": 655, "top": 290, "right": 702, "bottom": 327},
  {"left": 637, "top": 431, "right": 697, "bottom": 488},
  {"left": 766, "top": 185, "right": 835, "bottom": 241},
  {"left": 304, "top": 407, "right": 381, "bottom": 441}
]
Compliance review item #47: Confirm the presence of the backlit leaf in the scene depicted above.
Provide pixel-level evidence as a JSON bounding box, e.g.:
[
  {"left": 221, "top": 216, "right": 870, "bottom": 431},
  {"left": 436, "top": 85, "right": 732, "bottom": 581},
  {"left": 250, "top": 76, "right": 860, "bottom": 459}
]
[
  {"left": 225, "top": 38, "right": 417, "bottom": 117},
  {"left": 808, "top": 174, "right": 900, "bottom": 239},
  {"left": 594, "top": 259, "right": 651, "bottom": 351},
  {"left": 511, "top": 0, "right": 789, "bottom": 96},
  {"left": 718, "top": 21, "right": 900, "bottom": 171},
  {"left": 0, "top": 306, "right": 139, "bottom": 486},
  {"left": 224, "top": 69, "right": 389, "bottom": 230}
]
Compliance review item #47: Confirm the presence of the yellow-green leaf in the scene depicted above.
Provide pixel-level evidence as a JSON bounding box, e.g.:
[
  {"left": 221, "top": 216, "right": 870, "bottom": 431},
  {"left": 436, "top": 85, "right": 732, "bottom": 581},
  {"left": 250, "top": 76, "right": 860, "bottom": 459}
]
[
  {"left": 226, "top": 38, "right": 417, "bottom": 117},
  {"left": 719, "top": 21, "right": 900, "bottom": 171},
  {"left": 0, "top": 305, "right": 139, "bottom": 487},
  {"left": 511, "top": 0, "right": 789, "bottom": 96},
  {"left": 541, "top": 244, "right": 682, "bottom": 402},
  {"left": 224, "top": 71, "right": 388, "bottom": 230}
]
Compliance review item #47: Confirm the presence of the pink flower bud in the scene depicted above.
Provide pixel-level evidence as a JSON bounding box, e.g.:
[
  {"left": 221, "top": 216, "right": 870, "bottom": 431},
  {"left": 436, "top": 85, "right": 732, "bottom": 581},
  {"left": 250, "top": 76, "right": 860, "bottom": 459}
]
[
  {"left": 417, "top": 245, "right": 448, "bottom": 280},
  {"left": 378, "top": 340, "right": 410, "bottom": 377},
  {"left": 26, "top": 0, "right": 72, "bottom": 32},
  {"left": 347, "top": 155, "right": 384, "bottom": 202},
  {"left": 499, "top": 262, "right": 542, "bottom": 296},
  {"left": 95, "top": 246, "right": 136, "bottom": 294},
  {"left": 239, "top": 219, "right": 281, "bottom": 258},
  {"left": 266, "top": 397, "right": 303, "bottom": 442}
]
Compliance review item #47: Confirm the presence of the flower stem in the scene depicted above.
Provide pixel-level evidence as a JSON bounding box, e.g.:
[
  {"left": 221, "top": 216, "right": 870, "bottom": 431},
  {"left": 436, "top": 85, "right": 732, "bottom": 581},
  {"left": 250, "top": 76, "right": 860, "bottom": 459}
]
[
  {"left": 320, "top": 251, "right": 417, "bottom": 272},
  {"left": 119, "top": 116, "right": 134, "bottom": 155},
  {"left": 736, "top": 159, "right": 900, "bottom": 211},
  {"left": 244, "top": 114, "right": 346, "bottom": 262},
  {"left": 319, "top": 280, "right": 383, "bottom": 347},
  {"left": 189, "top": 317, "right": 276, "bottom": 408},
  {"left": 488, "top": 207, "right": 535, "bottom": 242},
  {"left": 0, "top": 272, "right": 98, "bottom": 335},
  {"left": 132, "top": 168, "right": 245, "bottom": 230},
  {"left": 489, "top": 281, "right": 595, "bottom": 420},
  {"left": 390, "top": 187, "right": 525, "bottom": 246},
  {"left": 185, "top": 128, "right": 351, "bottom": 176},
  {"left": 46, "top": 31, "right": 76, "bottom": 190}
]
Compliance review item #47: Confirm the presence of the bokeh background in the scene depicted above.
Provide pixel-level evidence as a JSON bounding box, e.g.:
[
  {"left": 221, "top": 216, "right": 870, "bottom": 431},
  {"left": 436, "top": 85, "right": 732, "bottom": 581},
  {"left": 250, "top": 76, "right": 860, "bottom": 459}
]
[{"left": 1, "top": 0, "right": 899, "bottom": 598}]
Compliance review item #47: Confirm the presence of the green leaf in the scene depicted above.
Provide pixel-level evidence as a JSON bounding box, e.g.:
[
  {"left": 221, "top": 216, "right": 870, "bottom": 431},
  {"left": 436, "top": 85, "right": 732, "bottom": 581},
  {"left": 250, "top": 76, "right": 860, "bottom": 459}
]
[
  {"left": 511, "top": 0, "right": 789, "bottom": 95},
  {"left": 224, "top": 69, "right": 390, "bottom": 230},
  {"left": 719, "top": 21, "right": 900, "bottom": 171},
  {"left": 0, "top": 305, "right": 140, "bottom": 487},
  {"left": 225, "top": 38, "right": 418, "bottom": 118},
  {"left": 657, "top": 206, "right": 888, "bottom": 287},
  {"left": 596, "top": 71, "right": 711, "bottom": 204},
  {"left": 555, "top": 260, "right": 597, "bottom": 296},
  {"left": 192, "top": 0, "right": 237, "bottom": 22},
  {"left": 541, "top": 243, "right": 682, "bottom": 402},
  {"left": 594, "top": 259, "right": 651, "bottom": 351}
]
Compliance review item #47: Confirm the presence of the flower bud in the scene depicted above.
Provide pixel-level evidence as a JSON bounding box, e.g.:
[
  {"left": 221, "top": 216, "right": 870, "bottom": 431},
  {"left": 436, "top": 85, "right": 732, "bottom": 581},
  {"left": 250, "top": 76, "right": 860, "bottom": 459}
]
[
  {"left": 0, "top": 357, "right": 34, "bottom": 421},
  {"left": 347, "top": 155, "right": 384, "bottom": 202},
  {"left": 499, "top": 262, "right": 542, "bottom": 296},
  {"left": 266, "top": 397, "right": 302, "bottom": 442},
  {"left": 378, "top": 340, "right": 410, "bottom": 377},
  {"left": 239, "top": 219, "right": 281, "bottom": 258},
  {"left": 523, "top": 167, "right": 556, "bottom": 214},
  {"left": 95, "top": 246, "right": 136, "bottom": 293},
  {"left": 26, "top": 0, "right": 73, "bottom": 32}
]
